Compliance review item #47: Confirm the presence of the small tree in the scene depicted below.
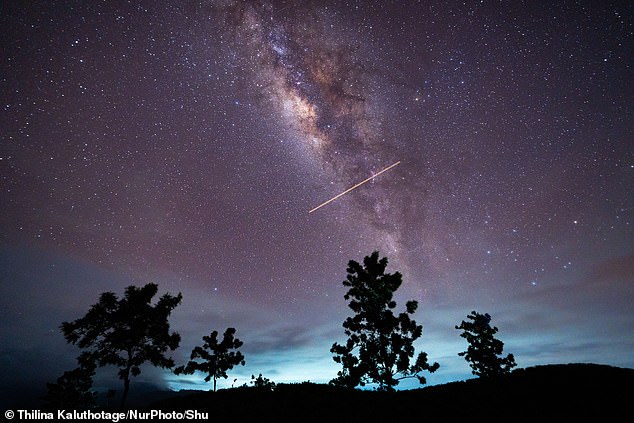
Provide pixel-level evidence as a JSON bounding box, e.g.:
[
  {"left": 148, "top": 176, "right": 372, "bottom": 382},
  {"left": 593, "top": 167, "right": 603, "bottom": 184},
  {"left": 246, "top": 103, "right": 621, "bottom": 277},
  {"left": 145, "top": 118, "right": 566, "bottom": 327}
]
[
  {"left": 456, "top": 311, "right": 517, "bottom": 378},
  {"left": 250, "top": 373, "right": 276, "bottom": 391},
  {"left": 330, "top": 251, "right": 439, "bottom": 391},
  {"left": 44, "top": 361, "right": 97, "bottom": 409},
  {"left": 61, "top": 283, "right": 182, "bottom": 408},
  {"left": 175, "top": 328, "right": 245, "bottom": 392}
]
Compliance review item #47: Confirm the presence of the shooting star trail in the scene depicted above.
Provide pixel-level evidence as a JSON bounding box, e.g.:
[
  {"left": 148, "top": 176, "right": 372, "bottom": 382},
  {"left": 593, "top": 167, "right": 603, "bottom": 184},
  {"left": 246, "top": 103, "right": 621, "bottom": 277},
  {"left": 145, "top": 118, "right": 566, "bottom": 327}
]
[{"left": 309, "top": 161, "right": 401, "bottom": 214}]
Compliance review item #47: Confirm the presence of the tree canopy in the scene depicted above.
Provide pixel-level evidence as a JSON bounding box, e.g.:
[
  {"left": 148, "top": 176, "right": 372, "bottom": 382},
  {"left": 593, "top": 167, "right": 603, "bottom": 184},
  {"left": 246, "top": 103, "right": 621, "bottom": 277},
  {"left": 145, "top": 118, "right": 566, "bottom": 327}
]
[
  {"left": 331, "top": 251, "right": 439, "bottom": 390},
  {"left": 43, "top": 361, "right": 97, "bottom": 409},
  {"left": 456, "top": 311, "right": 517, "bottom": 378},
  {"left": 61, "top": 283, "right": 182, "bottom": 408},
  {"left": 175, "top": 327, "right": 246, "bottom": 392}
]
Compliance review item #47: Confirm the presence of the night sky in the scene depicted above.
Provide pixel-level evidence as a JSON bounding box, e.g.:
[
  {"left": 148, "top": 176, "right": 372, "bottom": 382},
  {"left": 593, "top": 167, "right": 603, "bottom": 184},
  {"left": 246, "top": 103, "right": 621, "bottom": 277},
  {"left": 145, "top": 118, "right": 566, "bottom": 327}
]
[{"left": 1, "top": 1, "right": 632, "bottom": 397}]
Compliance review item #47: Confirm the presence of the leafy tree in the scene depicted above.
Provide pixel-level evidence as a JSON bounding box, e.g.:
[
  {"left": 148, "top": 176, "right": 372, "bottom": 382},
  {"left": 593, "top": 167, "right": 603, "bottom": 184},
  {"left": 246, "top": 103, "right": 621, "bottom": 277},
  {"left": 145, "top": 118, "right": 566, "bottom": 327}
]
[
  {"left": 456, "top": 311, "right": 517, "bottom": 377},
  {"left": 330, "top": 251, "right": 439, "bottom": 391},
  {"left": 250, "top": 373, "right": 276, "bottom": 390},
  {"left": 175, "top": 328, "right": 245, "bottom": 392},
  {"left": 44, "top": 361, "right": 97, "bottom": 409},
  {"left": 61, "top": 283, "right": 182, "bottom": 408}
]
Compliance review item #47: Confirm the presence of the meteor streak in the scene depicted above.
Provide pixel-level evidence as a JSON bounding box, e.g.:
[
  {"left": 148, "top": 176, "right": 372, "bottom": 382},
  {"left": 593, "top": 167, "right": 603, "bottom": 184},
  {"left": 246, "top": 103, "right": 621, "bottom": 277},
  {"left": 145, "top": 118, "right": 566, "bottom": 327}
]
[{"left": 308, "top": 161, "right": 401, "bottom": 214}]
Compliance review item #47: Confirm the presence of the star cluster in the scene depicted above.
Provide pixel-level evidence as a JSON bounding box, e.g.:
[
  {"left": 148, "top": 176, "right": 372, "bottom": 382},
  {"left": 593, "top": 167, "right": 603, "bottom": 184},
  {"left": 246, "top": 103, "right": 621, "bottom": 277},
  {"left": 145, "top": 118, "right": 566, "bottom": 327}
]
[{"left": 1, "top": 1, "right": 632, "bottom": 396}]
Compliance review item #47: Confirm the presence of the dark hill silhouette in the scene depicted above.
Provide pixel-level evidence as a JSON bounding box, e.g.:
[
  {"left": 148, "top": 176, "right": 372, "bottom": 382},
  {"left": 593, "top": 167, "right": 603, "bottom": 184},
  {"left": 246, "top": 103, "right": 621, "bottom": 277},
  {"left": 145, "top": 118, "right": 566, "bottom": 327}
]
[{"left": 152, "top": 364, "right": 633, "bottom": 421}]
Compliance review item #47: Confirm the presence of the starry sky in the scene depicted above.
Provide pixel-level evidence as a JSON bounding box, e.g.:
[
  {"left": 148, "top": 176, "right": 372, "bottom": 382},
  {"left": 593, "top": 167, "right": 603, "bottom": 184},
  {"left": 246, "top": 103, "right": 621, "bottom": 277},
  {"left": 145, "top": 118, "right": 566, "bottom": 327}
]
[{"left": 1, "top": 0, "right": 633, "bottom": 398}]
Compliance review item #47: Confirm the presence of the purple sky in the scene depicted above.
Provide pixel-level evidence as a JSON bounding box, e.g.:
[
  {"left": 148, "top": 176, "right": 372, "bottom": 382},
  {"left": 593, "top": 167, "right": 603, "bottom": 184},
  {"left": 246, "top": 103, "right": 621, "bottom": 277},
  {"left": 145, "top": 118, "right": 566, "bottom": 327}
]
[{"left": 1, "top": 1, "right": 632, "bottom": 396}]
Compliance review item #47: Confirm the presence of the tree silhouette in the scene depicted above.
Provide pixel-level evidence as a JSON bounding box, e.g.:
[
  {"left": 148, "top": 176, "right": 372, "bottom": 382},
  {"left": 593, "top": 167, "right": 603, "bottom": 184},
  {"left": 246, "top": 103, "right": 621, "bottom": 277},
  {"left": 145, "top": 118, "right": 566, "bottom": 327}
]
[
  {"left": 44, "top": 361, "right": 97, "bottom": 409},
  {"left": 250, "top": 373, "right": 276, "bottom": 391},
  {"left": 61, "top": 283, "right": 182, "bottom": 408},
  {"left": 330, "top": 251, "right": 439, "bottom": 391},
  {"left": 174, "top": 328, "right": 245, "bottom": 392},
  {"left": 456, "top": 311, "right": 517, "bottom": 377}
]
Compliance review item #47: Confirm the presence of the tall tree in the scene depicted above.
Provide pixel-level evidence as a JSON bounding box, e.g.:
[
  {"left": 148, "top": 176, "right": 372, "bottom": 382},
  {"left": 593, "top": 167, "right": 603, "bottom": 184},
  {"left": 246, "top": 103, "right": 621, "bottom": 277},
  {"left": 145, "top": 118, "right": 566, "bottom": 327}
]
[
  {"left": 330, "top": 251, "right": 439, "bottom": 391},
  {"left": 61, "top": 283, "right": 182, "bottom": 408},
  {"left": 174, "top": 328, "right": 245, "bottom": 392},
  {"left": 456, "top": 311, "right": 517, "bottom": 377}
]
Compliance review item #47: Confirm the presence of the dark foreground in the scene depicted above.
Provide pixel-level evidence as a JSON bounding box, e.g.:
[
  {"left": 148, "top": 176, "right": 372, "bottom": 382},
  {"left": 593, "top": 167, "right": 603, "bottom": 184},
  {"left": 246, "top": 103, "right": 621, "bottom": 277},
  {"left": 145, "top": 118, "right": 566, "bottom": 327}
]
[{"left": 153, "top": 364, "right": 633, "bottom": 422}]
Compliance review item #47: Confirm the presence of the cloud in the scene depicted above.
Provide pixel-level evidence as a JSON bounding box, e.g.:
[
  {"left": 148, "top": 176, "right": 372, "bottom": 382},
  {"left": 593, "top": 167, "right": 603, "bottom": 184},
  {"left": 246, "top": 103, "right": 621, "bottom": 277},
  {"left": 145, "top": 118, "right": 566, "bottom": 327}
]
[{"left": 585, "top": 253, "right": 634, "bottom": 286}]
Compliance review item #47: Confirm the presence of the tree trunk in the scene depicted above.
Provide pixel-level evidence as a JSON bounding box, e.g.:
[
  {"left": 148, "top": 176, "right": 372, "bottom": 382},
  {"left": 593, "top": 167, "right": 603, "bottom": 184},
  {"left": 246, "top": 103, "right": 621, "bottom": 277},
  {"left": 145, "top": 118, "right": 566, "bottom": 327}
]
[
  {"left": 120, "top": 366, "right": 131, "bottom": 409},
  {"left": 213, "top": 375, "right": 217, "bottom": 392}
]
